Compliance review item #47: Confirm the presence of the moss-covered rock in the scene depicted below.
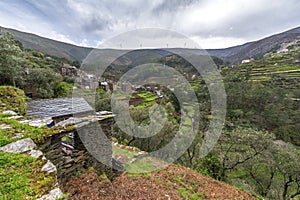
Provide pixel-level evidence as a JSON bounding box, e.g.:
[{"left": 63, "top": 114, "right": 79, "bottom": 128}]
[{"left": 0, "top": 86, "right": 27, "bottom": 116}]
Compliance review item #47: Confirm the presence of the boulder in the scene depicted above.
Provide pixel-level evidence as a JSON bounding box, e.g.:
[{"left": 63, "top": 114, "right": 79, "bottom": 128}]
[
  {"left": 28, "top": 149, "right": 44, "bottom": 159},
  {"left": 37, "top": 188, "right": 63, "bottom": 200},
  {"left": 2, "top": 110, "right": 17, "bottom": 116},
  {"left": 41, "top": 160, "right": 57, "bottom": 173},
  {"left": 0, "top": 138, "right": 36, "bottom": 153},
  {"left": 0, "top": 124, "right": 12, "bottom": 130}
]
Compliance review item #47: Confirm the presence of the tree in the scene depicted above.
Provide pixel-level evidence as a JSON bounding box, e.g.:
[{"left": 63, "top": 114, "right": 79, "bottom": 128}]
[
  {"left": 272, "top": 141, "right": 300, "bottom": 200},
  {"left": 0, "top": 33, "right": 25, "bottom": 87},
  {"left": 213, "top": 127, "right": 274, "bottom": 180},
  {"left": 194, "top": 153, "right": 223, "bottom": 180},
  {"left": 26, "top": 67, "right": 63, "bottom": 98},
  {"left": 240, "top": 140, "right": 300, "bottom": 200},
  {"left": 95, "top": 88, "right": 111, "bottom": 111},
  {"left": 53, "top": 81, "right": 72, "bottom": 97},
  {"left": 214, "top": 127, "right": 300, "bottom": 199}
]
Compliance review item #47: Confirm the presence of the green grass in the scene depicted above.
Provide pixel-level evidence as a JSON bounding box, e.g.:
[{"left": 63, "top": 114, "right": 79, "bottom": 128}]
[
  {"left": 112, "top": 145, "right": 163, "bottom": 173},
  {"left": 0, "top": 152, "right": 56, "bottom": 200},
  {"left": 222, "top": 48, "right": 300, "bottom": 89},
  {"left": 0, "top": 116, "right": 74, "bottom": 147},
  {"left": 177, "top": 187, "right": 205, "bottom": 200},
  {"left": 112, "top": 145, "right": 136, "bottom": 160},
  {"left": 132, "top": 90, "right": 158, "bottom": 109},
  {"left": 125, "top": 157, "right": 159, "bottom": 173},
  {"left": 127, "top": 172, "right": 151, "bottom": 178},
  {"left": 0, "top": 114, "right": 65, "bottom": 199},
  {"left": 168, "top": 176, "right": 206, "bottom": 199}
]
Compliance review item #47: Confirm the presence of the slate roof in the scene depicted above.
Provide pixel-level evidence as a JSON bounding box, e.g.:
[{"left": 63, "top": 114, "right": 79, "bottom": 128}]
[{"left": 27, "top": 97, "right": 93, "bottom": 118}]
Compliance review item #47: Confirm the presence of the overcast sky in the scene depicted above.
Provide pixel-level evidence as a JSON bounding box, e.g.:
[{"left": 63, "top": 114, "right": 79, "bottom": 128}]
[{"left": 0, "top": 0, "right": 300, "bottom": 49}]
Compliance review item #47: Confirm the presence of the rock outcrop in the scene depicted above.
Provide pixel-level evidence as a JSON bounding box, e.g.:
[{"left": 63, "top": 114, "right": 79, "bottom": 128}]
[{"left": 0, "top": 138, "right": 36, "bottom": 153}]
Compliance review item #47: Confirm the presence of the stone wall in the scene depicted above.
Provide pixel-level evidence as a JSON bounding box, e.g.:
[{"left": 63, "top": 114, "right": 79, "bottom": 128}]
[{"left": 38, "top": 118, "right": 120, "bottom": 185}]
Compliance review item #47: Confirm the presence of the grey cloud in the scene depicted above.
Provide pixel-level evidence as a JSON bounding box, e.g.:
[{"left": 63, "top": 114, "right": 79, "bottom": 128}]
[
  {"left": 0, "top": 0, "right": 299, "bottom": 48},
  {"left": 152, "top": 0, "right": 199, "bottom": 14},
  {"left": 185, "top": 0, "right": 300, "bottom": 42},
  {"left": 82, "top": 15, "right": 111, "bottom": 33}
]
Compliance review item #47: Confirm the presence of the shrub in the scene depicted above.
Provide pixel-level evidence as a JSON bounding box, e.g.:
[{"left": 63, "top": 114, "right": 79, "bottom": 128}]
[{"left": 0, "top": 86, "right": 26, "bottom": 115}]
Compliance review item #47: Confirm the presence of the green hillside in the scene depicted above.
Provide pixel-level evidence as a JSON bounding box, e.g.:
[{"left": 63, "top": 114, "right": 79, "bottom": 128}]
[
  {"left": 0, "top": 30, "right": 299, "bottom": 199},
  {"left": 0, "top": 26, "right": 92, "bottom": 62},
  {"left": 111, "top": 40, "right": 300, "bottom": 199},
  {"left": 222, "top": 41, "right": 300, "bottom": 145},
  {"left": 0, "top": 32, "right": 74, "bottom": 99}
]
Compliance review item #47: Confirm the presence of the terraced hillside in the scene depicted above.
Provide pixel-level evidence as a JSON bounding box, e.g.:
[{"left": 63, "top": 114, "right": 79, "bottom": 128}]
[
  {"left": 222, "top": 41, "right": 300, "bottom": 89},
  {"left": 222, "top": 41, "right": 300, "bottom": 146}
]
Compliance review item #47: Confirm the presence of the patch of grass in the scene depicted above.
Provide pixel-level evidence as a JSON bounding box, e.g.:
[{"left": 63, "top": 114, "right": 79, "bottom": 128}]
[
  {"left": 112, "top": 145, "right": 136, "bottom": 160},
  {"left": 125, "top": 157, "right": 158, "bottom": 173},
  {"left": 56, "top": 193, "right": 69, "bottom": 200},
  {"left": 113, "top": 145, "right": 161, "bottom": 173},
  {"left": 177, "top": 187, "right": 205, "bottom": 200},
  {"left": 0, "top": 152, "right": 56, "bottom": 200},
  {"left": 159, "top": 172, "right": 207, "bottom": 200},
  {"left": 127, "top": 172, "right": 151, "bottom": 178},
  {"left": 132, "top": 90, "right": 158, "bottom": 109},
  {"left": 0, "top": 116, "right": 74, "bottom": 147}
]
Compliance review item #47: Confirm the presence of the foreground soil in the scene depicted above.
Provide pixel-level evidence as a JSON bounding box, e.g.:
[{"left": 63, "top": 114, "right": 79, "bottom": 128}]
[{"left": 63, "top": 165, "right": 255, "bottom": 200}]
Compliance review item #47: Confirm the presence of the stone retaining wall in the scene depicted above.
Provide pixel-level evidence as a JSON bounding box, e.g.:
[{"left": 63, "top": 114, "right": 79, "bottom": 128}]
[{"left": 38, "top": 118, "right": 120, "bottom": 185}]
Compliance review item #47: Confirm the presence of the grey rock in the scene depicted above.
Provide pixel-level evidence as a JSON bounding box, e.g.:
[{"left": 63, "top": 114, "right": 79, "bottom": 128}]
[
  {"left": 64, "top": 156, "right": 74, "bottom": 164},
  {"left": 18, "top": 119, "right": 31, "bottom": 124},
  {"left": 2, "top": 110, "right": 17, "bottom": 116},
  {"left": 55, "top": 117, "right": 83, "bottom": 127},
  {"left": 62, "top": 147, "right": 72, "bottom": 155},
  {"left": 0, "top": 138, "right": 36, "bottom": 153},
  {"left": 28, "top": 118, "right": 53, "bottom": 128},
  {"left": 28, "top": 150, "right": 44, "bottom": 159},
  {"left": 8, "top": 115, "right": 23, "bottom": 120},
  {"left": 37, "top": 188, "right": 63, "bottom": 200},
  {"left": 19, "top": 118, "right": 53, "bottom": 128},
  {"left": 134, "top": 151, "right": 147, "bottom": 158},
  {"left": 130, "top": 158, "right": 137, "bottom": 163},
  {"left": 12, "top": 132, "right": 24, "bottom": 139},
  {"left": 41, "top": 160, "right": 57, "bottom": 173},
  {"left": 0, "top": 124, "right": 12, "bottom": 130},
  {"left": 134, "top": 151, "right": 143, "bottom": 158}
]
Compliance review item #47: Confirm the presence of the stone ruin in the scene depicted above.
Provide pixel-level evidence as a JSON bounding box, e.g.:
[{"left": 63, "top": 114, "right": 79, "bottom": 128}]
[{"left": 38, "top": 117, "right": 123, "bottom": 184}]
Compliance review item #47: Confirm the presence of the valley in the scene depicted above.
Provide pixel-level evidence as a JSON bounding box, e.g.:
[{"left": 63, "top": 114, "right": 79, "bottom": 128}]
[{"left": 0, "top": 26, "right": 299, "bottom": 199}]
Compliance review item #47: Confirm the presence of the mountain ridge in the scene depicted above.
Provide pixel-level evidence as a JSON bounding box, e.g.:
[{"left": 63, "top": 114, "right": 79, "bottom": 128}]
[
  {"left": 0, "top": 26, "right": 92, "bottom": 61},
  {"left": 1, "top": 25, "right": 300, "bottom": 64}
]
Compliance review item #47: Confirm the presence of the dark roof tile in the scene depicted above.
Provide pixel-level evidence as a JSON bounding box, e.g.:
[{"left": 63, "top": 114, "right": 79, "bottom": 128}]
[{"left": 27, "top": 97, "right": 93, "bottom": 118}]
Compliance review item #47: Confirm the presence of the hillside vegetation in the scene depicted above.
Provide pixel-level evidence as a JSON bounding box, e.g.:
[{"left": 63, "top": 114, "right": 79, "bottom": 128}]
[
  {"left": 0, "top": 89, "right": 255, "bottom": 199},
  {"left": 1, "top": 25, "right": 300, "bottom": 64},
  {"left": 109, "top": 41, "right": 300, "bottom": 199},
  {"left": 0, "top": 86, "right": 27, "bottom": 115},
  {"left": 222, "top": 42, "right": 300, "bottom": 145},
  {"left": 0, "top": 26, "right": 92, "bottom": 62},
  {"left": 0, "top": 32, "right": 75, "bottom": 98},
  {"left": 0, "top": 30, "right": 299, "bottom": 199}
]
